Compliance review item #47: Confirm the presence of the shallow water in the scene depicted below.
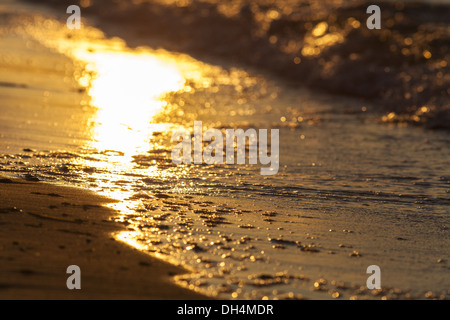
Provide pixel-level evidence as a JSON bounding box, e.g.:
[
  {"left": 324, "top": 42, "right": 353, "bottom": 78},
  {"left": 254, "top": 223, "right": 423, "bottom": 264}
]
[
  {"left": 0, "top": 1, "right": 449, "bottom": 299},
  {"left": 38, "top": 0, "right": 448, "bottom": 129}
]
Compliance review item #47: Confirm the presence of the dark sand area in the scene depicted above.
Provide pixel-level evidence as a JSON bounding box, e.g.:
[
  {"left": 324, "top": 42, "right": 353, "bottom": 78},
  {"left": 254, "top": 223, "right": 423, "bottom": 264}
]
[{"left": 0, "top": 176, "right": 206, "bottom": 299}]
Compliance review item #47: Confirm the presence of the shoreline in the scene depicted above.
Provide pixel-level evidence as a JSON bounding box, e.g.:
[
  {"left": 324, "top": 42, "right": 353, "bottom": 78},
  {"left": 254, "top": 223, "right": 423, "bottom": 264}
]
[
  {"left": 0, "top": 176, "right": 208, "bottom": 299},
  {"left": 0, "top": 0, "right": 448, "bottom": 300}
]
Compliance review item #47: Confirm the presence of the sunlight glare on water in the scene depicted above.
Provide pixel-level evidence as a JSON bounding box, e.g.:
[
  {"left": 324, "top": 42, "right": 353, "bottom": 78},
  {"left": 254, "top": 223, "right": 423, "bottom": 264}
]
[
  {"left": 19, "top": 16, "right": 214, "bottom": 204},
  {"left": 73, "top": 48, "right": 185, "bottom": 167},
  {"left": 5, "top": 8, "right": 449, "bottom": 300},
  {"left": 23, "top": 18, "right": 195, "bottom": 170}
]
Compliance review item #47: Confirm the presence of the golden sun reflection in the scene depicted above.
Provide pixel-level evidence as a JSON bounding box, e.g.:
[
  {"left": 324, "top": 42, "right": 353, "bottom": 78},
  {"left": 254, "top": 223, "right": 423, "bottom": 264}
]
[
  {"left": 21, "top": 17, "right": 213, "bottom": 201},
  {"left": 74, "top": 48, "right": 185, "bottom": 164},
  {"left": 23, "top": 18, "right": 193, "bottom": 168},
  {"left": 302, "top": 21, "right": 344, "bottom": 57}
]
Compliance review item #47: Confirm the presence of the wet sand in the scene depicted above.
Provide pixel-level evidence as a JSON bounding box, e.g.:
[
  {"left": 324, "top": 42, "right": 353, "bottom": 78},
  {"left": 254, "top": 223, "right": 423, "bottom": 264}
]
[
  {"left": 0, "top": 176, "right": 206, "bottom": 299},
  {"left": 0, "top": 0, "right": 448, "bottom": 300}
]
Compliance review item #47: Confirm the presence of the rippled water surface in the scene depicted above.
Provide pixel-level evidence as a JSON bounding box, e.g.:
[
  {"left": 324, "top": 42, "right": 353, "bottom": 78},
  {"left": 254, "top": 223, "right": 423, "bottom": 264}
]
[{"left": 0, "top": 0, "right": 449, "bottom": 299}]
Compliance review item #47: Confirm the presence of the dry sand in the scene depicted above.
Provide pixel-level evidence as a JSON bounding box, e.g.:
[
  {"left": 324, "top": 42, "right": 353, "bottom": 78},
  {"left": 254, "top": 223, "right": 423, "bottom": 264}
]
[{"left": 0, "top": 176, "right": 206, "bottom": 299}]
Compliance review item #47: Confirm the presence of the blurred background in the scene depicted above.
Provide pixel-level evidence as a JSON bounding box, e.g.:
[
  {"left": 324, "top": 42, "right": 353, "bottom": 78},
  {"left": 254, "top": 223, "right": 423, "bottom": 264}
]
[{"left": 22, "top": 0, "right": 450, "bottom": 129}]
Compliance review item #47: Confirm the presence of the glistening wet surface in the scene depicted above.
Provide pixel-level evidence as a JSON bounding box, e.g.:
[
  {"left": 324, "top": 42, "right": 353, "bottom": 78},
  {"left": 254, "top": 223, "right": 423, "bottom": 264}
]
[{"left": 0, "top": 1, "right": 449, "bottom": 299}]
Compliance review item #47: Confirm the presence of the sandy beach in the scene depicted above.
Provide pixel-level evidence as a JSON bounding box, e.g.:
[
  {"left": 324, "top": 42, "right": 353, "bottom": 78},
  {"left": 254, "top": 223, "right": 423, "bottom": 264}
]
[
  {"left": 0, "top": 175, "right": 207, "bottom": 299},
  {"left": 0, "top": 0, "right": 448, "bottom": 300}
]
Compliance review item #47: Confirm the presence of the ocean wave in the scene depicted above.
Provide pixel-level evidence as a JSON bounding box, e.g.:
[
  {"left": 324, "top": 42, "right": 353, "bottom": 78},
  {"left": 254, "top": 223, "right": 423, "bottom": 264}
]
[{"left": 23, "top": 0, "right": 449, "bottom": 129}]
